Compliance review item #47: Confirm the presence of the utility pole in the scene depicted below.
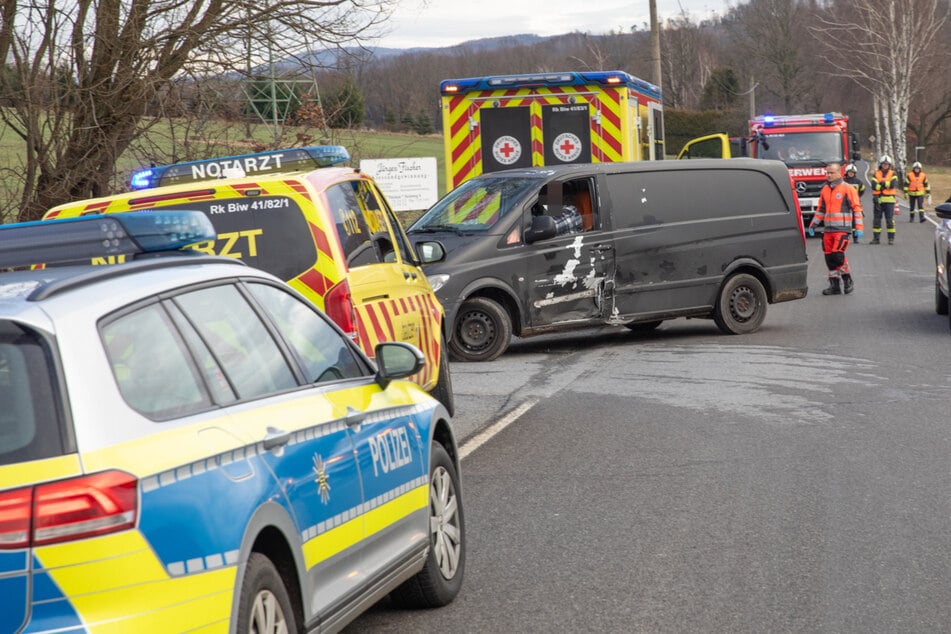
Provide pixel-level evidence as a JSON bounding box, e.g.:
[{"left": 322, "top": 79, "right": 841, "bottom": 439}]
[{"left": 649, "top": 0, "right": 662, "bottom": 92}]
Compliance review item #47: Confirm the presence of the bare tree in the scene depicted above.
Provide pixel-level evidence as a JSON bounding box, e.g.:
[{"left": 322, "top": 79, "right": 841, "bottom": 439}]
[
  {"left": 725, "top": 0, "right": 818, "bottom": 113},
  {"left": 0, "top": 0, "right": 394, "bottom": 222},
  {"left": 812, "top": 0, "right": 948, "bottom": 169},
  {"left": 660, "top": 11, "right": 717, "bottom": 109}
]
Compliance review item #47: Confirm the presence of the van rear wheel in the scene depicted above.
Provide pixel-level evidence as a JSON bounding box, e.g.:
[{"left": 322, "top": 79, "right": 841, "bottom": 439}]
[
  {"left": 449, "top": 297, "right": 511, "bottom": 362},
  {"left": 713, "top": 273, "right": 767, "bottom": 334}
]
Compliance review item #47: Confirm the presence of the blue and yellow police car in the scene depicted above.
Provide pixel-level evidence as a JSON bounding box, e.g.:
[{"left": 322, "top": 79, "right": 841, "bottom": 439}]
[{"left": 0, "top": 212, "right": 464, "bottom": 633}]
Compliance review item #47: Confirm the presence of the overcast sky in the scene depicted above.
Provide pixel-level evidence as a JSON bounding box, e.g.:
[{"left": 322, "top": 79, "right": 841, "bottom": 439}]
[{"left": 371, "top": 0, "right": 727, "bottom": 49}]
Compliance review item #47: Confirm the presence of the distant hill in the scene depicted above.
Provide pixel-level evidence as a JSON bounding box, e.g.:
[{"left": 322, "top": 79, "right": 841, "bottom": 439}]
[{"left": 268, "top": 34, "right": 547, "bottom": 73}]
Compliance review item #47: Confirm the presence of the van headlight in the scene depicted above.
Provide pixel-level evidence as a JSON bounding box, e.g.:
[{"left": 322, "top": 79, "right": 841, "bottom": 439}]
[{"left": 427, "top": 274, "right": 450, "bottom": 292}]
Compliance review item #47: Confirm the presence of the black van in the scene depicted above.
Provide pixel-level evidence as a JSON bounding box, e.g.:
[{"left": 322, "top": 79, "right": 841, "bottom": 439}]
[{"left": 409, "top": 159, "right": 808, "bottom": 362}]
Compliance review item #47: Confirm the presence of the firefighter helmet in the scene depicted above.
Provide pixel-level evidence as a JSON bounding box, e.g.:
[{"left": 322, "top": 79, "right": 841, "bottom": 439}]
[
  {"left": 912, "top": 161, "right": 922, "bottom": 170},
  {"left": 880, "top": 155, "right": 892, "bottom": 165},
  {"left": 845, "top": 163, "right": 857, "bottom": 174}
]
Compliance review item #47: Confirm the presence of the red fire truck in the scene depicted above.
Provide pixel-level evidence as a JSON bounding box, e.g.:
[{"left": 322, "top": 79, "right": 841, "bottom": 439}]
[{"left": 747, "top": 113, "right": 860, "bottom": 224}]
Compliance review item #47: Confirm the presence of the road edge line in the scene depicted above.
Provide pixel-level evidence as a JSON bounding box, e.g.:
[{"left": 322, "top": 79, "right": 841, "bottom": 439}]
[{"left": 458, "top": 398, "right": 539, "bottom": 461}]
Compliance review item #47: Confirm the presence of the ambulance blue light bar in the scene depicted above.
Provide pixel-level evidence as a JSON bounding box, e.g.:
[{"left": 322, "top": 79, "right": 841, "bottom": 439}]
[
  {"left": 130, "top": 146, "right": 351, "bottom": 190},
  {"left": 440, "top": 71, "right": 661, "bottom": 100},
  {"left": 0, "top": 211, "right": 216, "bottom": 268}
]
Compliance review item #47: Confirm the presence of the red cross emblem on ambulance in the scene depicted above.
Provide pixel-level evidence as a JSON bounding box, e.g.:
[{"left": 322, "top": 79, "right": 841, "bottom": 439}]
[
  {"left": 492, "top": 136, "right": 522, "bottom": 165},
  {"left": 553, "top": 133, "right": 582, "bottom": 162}
]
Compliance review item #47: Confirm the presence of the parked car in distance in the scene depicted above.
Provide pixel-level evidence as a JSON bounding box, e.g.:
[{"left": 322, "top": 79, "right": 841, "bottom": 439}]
[
  {"left": 45, "top": 146, "right": 455, "bottom": 415},
  {"left": 932, "top": 202, "right": 951, "bottom": 327},
  {"left": 0, "top": 211, "right": 465, "bottom": 633},
  {"left": 409, "top": 158, "right": 809, "bottom": 361}
]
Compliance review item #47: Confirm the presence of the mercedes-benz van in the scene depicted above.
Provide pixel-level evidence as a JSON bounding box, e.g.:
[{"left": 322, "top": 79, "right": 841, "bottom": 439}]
[{"left": 409, "top": 158, "right": 808, "bottom": 361}]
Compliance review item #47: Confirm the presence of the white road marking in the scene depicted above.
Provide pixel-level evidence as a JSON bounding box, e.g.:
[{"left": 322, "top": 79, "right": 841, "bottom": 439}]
[{"left": 459, "top": 398, "right": 538, "bottom": 461}]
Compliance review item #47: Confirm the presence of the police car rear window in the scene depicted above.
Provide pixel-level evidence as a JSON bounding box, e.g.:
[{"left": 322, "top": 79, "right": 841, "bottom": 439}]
[{"left": 0, "top": 323, "right": 66, "bottom": 466}]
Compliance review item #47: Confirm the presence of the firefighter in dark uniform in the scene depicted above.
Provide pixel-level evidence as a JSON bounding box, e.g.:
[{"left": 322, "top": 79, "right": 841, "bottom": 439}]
[
  {"left": 807, "top": 162, "right": 864, "bottom": 295},
  {"left": 843, "top": 163, "right": 865, "bottom": 243},
  {"left": 904, "top": 161, "right": 930, "bottom": 223},
  {"left": 871, "top": 155, "right": 898, "bottom": 244}
]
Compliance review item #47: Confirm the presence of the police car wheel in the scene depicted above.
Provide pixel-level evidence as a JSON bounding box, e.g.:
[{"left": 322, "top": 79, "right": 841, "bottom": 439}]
[
  {"left": 449, "top": 297, "right": 511, "bottom": 362},
  {"left": 429, "top": 335, "right": 456, "bottom": 416},
  {"left": 935, "top": 273, "right": 949, "bottom": 315},
  {"left": 625, "top": 320, "right": 663, "bottom": 332},
  {"left": 713, "top": 273, "right": 767, "bottom": 335},
  {"left": 391, "top": 443, "right": 465, "bottom": 608},
  {"left": 236, "top": 553, "right": 299, "bottom": 634}
]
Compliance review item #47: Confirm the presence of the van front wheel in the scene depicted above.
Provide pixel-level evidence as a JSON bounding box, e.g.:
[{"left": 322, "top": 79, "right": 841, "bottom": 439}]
[
  {"left": 713, "top": 273, "right": 767, "bottom": 334},
  {"left": 449, "top": 297, "right": 511, "bottom": 362}
]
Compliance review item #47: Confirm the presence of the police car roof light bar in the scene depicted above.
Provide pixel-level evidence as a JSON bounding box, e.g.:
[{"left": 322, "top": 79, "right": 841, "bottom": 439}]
[
  {"left": 130, "top": 146, "right": 351, "bottom": 190},
  {"left": 0, "top": 210, "right": 216, "bottom": 269}
]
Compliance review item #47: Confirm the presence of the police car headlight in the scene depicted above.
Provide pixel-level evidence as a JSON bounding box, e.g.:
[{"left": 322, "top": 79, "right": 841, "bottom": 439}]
[{"left": 427, "top": 274, "right": 450, "bottom": 292}]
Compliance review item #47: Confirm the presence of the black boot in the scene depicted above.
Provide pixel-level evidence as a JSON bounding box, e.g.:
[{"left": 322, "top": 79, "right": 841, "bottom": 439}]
[
  {"left": 822, "top": 277, "right": 842, "bottom": 295},
  {"left": 870, "top": 235, "right": 880, "bottom": 244},
  {"left": 842, "top": 273, "right": 854, "bottom": 295},
  {"left": 888, "top": 235, "right": 895, "bottom": 245},
  {"left": 921, "top": 215, "right": 927, "bottom": 223},
  {"left": 910, "top": 213, "right": 916, "bottom": 222}
]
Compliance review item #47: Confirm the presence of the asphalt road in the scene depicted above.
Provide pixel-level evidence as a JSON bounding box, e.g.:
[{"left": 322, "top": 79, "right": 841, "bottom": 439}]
[{"left": 349, "top": 207, "right": 951, "bottom": 633}]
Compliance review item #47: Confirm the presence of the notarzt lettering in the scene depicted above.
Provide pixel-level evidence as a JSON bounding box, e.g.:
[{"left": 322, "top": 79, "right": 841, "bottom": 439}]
[{"left": 191, "top": 155, "right": 283, "bottom": 180}]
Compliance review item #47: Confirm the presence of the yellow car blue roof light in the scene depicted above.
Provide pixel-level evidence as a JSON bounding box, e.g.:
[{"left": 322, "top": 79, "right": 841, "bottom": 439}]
[
  {"left": 130, "top": 146, "right": 351, "bottom": 190},
  {"left": 0, "top": 210, "right": 216, "bottom": 268}
]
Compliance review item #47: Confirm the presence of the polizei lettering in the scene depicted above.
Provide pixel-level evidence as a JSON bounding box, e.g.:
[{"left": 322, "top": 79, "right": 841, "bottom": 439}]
[
  {"left": 788, "top": 168, "right": 826, "bottom": 177},
  {"left": 191, "top": 155, "right": 283, "bottom": 180},
  {"left": 368, "top": 426, "right": 413, "bottom": 476}
]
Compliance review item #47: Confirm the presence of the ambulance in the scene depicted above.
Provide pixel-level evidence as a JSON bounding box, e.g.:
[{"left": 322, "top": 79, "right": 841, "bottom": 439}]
[
  {"left": 44, "top": 146, "right": 455, "bottom": 414},
  {"left": 440, "top": 70, "right": 665, "bottom": 189}
]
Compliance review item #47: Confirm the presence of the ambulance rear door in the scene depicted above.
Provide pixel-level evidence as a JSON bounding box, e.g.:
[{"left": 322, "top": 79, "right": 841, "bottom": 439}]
[{"left": 479, "top": 106, "right": 533, "bottom": 173}]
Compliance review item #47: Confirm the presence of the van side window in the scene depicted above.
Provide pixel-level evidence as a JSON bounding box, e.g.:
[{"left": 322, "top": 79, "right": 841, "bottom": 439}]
[
  {"left": 531, "top": 178, "right": 597, "bottom": 236},
  {"left": 606, "top": 169, "right": 790, "bottom": 227},
  {"left": 355, "top": 180, "right": 413, "bottom": 264}
]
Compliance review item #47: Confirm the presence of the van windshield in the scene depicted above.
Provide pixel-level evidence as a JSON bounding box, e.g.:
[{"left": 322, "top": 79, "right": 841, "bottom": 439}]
[{"left": 410, "top": 176, "right": 540, "bottom": 233}]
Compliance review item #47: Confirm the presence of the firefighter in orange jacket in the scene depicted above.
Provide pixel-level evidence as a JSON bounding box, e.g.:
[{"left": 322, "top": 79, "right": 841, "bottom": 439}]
[
  {"left": 871, "top": 155, "right": 898, "bottom": 244},
  {"left": 807, "top": 162, "right": 864, "bottom": 295},
  {"left": 904, "top": 161, "right": 930, "bottom": 223}
]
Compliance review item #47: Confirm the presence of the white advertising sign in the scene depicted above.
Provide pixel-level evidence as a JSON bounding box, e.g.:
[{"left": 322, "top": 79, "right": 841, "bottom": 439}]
[{"left": 360, "top": 157, "right": 439, "bottom": 212}]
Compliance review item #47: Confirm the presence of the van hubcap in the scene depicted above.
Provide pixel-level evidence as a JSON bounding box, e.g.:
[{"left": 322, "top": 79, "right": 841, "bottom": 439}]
[
  {"left": 458, "top": 310, "right": 494, "bottom": 350},
  {"left": 729, "top": 286, "right": 757, "bottom": 321}
]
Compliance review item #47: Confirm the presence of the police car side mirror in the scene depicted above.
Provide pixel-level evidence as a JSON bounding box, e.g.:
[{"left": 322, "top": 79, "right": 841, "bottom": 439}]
[
  {"left": 525, "top": 215, "right": 557, "bottom": 243},
  {"left": 935, "top": 203, "right": 951, "bottom": 220},
  {"left": 374, "top": 342, "right": 425, "bottom": 389},
  {"left": 416, "top": 240, "right": 446, "bottom": 264}
]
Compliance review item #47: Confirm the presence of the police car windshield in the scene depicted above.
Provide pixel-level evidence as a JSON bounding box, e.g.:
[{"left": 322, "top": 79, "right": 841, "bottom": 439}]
[
  {"left": 760, "top": 132, "right": 843, "bottom": 164},
  {"left": 410, "top": 176, "right": 540, "bottom": 232}
]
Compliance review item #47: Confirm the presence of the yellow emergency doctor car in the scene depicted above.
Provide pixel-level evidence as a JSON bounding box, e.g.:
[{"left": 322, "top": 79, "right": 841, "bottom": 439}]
[
  {"left": 0, "top": 211, "right": 464, "bottom": 633},
  {"left": 45, "top": 146, "right": 454, "bottom": 415}
]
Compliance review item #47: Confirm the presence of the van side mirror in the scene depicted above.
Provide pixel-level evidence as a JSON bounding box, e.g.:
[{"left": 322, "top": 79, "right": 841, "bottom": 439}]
[
  {"left": 935, "top": 202, "right": 951, "bottom": 220},
  {"left": 524, "top": 215, "right": 557, "bottom": 243},
  {"left": 416, "top": 240, "right": 446, "bottom": 264}
]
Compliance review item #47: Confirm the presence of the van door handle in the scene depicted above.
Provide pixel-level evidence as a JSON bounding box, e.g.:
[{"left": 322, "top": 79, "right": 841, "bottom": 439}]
[
  {"left": 263, "top": 426, "right": 291, "bottom": 450},
  {"left": 345, "top": 406, "right": 366, "bottom": 428},
  {"left": 592, "top": 243, "right": 614, "bottom": 253}
]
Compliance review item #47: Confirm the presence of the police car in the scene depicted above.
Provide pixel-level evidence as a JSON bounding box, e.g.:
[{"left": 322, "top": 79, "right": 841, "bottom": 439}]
[
  {"left": 0, "top": 212, "right": 464, "bottom": 633},
  {"left": 45, "top": 146, "right": 454, "bottom": 416}
]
